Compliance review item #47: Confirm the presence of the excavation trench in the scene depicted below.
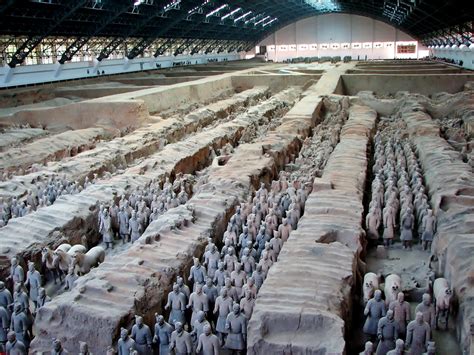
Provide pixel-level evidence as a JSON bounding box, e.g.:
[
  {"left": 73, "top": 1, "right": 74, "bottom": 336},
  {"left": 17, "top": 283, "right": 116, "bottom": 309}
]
[
  {"left": 248, "top": 103, "right": 377, "bottom": 354},
  {"left": 0, "top": 87, "right": 301, "bottom": 277},
  {"left": 0, "top": 86, "right": 270, "bottom": 200},
  {"left": 29, "top": 84, "right": 318, "bottom": 354}
]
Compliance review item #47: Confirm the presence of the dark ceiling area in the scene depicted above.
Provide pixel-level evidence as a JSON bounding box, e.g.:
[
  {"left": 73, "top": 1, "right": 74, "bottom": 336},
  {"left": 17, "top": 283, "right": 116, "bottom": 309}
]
[{"left": 0, "top": 0, "right": 472, "bottom": 67}]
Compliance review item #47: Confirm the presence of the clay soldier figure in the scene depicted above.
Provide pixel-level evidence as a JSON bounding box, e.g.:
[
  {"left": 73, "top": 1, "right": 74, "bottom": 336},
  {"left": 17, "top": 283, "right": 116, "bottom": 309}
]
[
  {"left": 176, "top": 277, "right": 190, "bottom": 303},
  {"left": 251, "top": 264, "right": 265, "bottom": 291},
  {"left": 118, "top": 206, "right": 130, "bottom": 243},
  {"left": 363, "top": 290, "right": 386, "bottom": 341},
  {"left": 8, "top": 257, "right": 25, "bottom": 289},
  {"left": 202, "top": 278, "right": 218, "bottom": 325},
  {"left": 129, "top": 211, "right": 143, "bottom": 243},
  {"left": 51, "top": 339, "right": 68, "bottom": 354},
  {"left": 165, "top": 284, "right": 186, "bottom": 327},
  {"left": 239, "top": 289, "right": 255, "bottom": 319},
  {"left": 222, "top": 278, "right": 238, "bottom": 303},
  {"left": 414, "top": 294, "right": 436, "bottom": 330},
  {"left": 131, "top": 316, "right": 152, "bottom": 355},
  {"left": 5, "top": 331, "right": 26, "bottom": 355},
  {"left": 389, "top": 292, "right": 410, "bottom": 339},
  {"left": 213, "top": 263, "right": 228, "bottom": 295},
  {"left": 224, "top": 304, "right": 246, "bottom": 354},
  {"left": 13, "top": 284, "right": 29, "bottom": 317},
  {"left": 188, "top": 258, "right": 207, "bottom": 290},
  {"left": 400, "top": 208, "right": 414, "bottom": 250},
  {"left": 277, "top": 218, "right": 292, "bottom": 243},
  {"left": 406, "top": 312, "right": 430, "bottom": 355},
  {"left": 100, "top": 209, "right": 114, "bottom": 249},
  {"left": 213, "top": 288, "right": 233, "bottom": 345},
  {"left": 24, "top": 262, "right": 41, "bottom": 311},
  {"left": 196, "top": 324, "right": 220, "bottom": 355},
  {"left": 366, "top": 207, "right": 381, "bottom": 240},
  {"left": 10, "top": 303, "right": 29, "bottom": 349},
  {"left": 0, "top": 282, "right": 12, "bottom": 320},
  {"left": 241, "top": 277, "right": 257, "bottom": 300},
  {"left": 386, "top": 339, "right": 404, "bottom": 355},
  {"left": 223, "top": 248, "right": 238, "bottom": 273},
  {"left": 187, "top": 284, "right": 209, "bottom": 328},
  {"left": 153, "top": 314, "right": 173, "bottom": 355},
  {"left": 169, "top": 322, "right": 192, "bottom": 355},
  {"left": 36, "top": 287, "right": 50, "bottom": 309},
  {"left": 359, "top": 341, "right": 374, "bottom": 355},
  {"left": 203, "top": 244, "right": 220, "bottom": 279},
  {"left": 191, "top": 311, "right": 210, "bottom": 347},
  {"left": 230, "top": 263, "right": 246, "bottom": 299},
  {"left": 0, "top": 306, "right": 7, "bottom": 343},
  {"left": 421, "top": 210, "right": 436, "bottom": 251},
  {"left": 240, "top": 255, "right": 254, "bottom": 277},
  {"left": 382, "top": 205, "right": 396, "bottom": 248},
  {"left": 117, "top": 328, "right": 136, "bottom": 355},
  {"left": 376, "top": 309, "right": 398, "bottom": 355}
]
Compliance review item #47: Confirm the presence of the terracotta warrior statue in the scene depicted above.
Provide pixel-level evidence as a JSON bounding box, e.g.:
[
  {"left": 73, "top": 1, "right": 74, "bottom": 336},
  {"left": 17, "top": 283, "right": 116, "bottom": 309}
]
[
  {"left": 153, "top": 314, "right": 173, "bottom": 355},
  {"left": 213, "top": 288, "right": 233, "bottom": 345},
  {"left": 224, "top": 304, "right": 247, "bottom": 354},
  {"left": 5, "top": 331, "right": 26, "bottom": 355},
  {"left": 131, "top": 316, "right": 152, "bottom": 355},
  {"left": 117, "top": 328, "right": 136, "bottom": 355},
  {"left": 99, "top": 208, "right": 114, "bottom": 249},
  {"left": 386, "top": 339, "right": 404, "bottom": 355},
  {"left": 406, "top": 312, "right": 430, "bottom": 355},
  {"left": 51, "top": 339, "right": 68, "bottom": 354},
  {"left": 359, "top": 341, "right": 374, "bottom": 355},
  {"left": 196, "top": 324, "right": 219, "bottom": 355},
  {"left": 25, "top": 261, "right": 41, "bottom": 311},
  {"left": 389, "top": 292, "right": 410, "bottom": 339},
  {"left": 187, "top": 284, "right": 209, "bottom": 328},
  {"left": 376, "top": 309, "right": 398, "bottom": 355},
  {"left": 169, "top": 322, "right": 192, "bottom": 355},
  {"left": 165, "top": 284, "right": 186, "bottom": 327},
  {"left": 363, "top": 290, "right": 386, "bottom": 341},
  {"left": 414, "top": 294, "right": 436, "bottom": 329}
]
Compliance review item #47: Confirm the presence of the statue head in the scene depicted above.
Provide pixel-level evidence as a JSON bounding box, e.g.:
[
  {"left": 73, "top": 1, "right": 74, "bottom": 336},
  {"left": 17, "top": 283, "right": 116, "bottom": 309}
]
[
  {"left": 197, "top": 311, "right": 205, "bottom": 322},
  {"left": 120, "top": 328, "right": 128, "bottom": 340},
  {"left": 175, "top": 322, "right": 183, "bottom": 333},
  {"left": 196, "top": 284, "right": 203, "bottom": 294},
  {"left": 221, "top": 288, "right": 228, "bottom": 298},
  {"left": 156, "top": 314, "right": 165, "bottom": 325},
  {"left": 232, "top": 303, "right": 240, "bottom": 315},
  {"left": 53, "top": 339, "right": 62, "bottom": 352},
  {"left": 247, "top": 277, "right": 255, "bottom": 287},
  {"left": 218, "top": 262, "right": 224, "bottom": 271},
  {"left": 177, "top": 276, "right": 184, "bottom": 287},
  {"left": 364, "top": 341, "right": 373, "bottom": 353},
  {"left": 203, "top": 324, "right": 212, "bottom": 336},
  {"left": 173, "top": 284, "right": 179, "bottom": 294},
  {"left": 415, "top": 311, "right": 424, "bottom": 324},
  {"left": 422, "top": 293, "right": 431, "bottom": 306},
  {"left": 0, "top": 281, "right": 4, "bottom": 291},
  {"left": 28, "top": 261, "right": 35, "bottom": 272},
  {"left": 194, "top": 258, "right": 200, "bottom": 267},
  {"left": 11, "top": 257, "right": 18, "bottom": 267},
  {"left": 397, "top": 292, "right": 404, "bottom": 303},
  {"left": 7, "top": 331, "right": 16, "bottom": 343},
  {"left": 374, "top": 290, "right": 382, "bottom": 301},
  {"left": 235, "top": 262, "right": 241, "bottom": 272},
  {"left": 135, "top": 315, "right": 143, "bottom": 328},
  {"left": 225, "top": 278, "right": 232, "bottom": 288},
  {"left": 395, "top": 338, "right": 404, "bottom": 350},
  {"left": 79, "top": 341, "right": 89, "bottom": 354},
  {"left": 387, "top": 309, "right": 394, "bottom": 321}
]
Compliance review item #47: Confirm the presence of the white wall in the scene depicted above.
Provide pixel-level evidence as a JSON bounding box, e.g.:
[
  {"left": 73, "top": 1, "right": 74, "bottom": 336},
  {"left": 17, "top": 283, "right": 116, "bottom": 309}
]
[
  {"left": 259, "top": 14, "right": 423, "bottom": 61},
  {"left": 430, "top": 47, "right": 474, "bottom": 70},
  {"left": 0, "top": 52, "right": 244, "bottom": 88}
]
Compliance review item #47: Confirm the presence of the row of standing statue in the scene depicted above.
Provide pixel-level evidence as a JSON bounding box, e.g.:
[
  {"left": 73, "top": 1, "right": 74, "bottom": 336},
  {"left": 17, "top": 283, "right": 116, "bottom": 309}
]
[
  {"left": 0, "top": 173, "right": 97, "bottom": 228},
  {"left": 366, "top": 131, "right": 436, "bottom": 250}
]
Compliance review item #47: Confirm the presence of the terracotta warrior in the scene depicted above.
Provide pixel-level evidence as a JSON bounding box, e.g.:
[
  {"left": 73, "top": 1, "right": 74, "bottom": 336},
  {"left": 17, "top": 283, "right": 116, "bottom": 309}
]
[
  {"left": 366, "top": 207, "right": 381, "bottom": 240},
  {"left": 203, "top": 244, "right": 220, "bottom": 279},
  {"left": 187, "top": 284, "right": 209, "bottom": 327},
  {"left": 213, "top": 288, "right": 233, "bottom": 345},
  {"left": 224, "top": 304, "right": 247, "bottom": 353},
  {"left": 78, "top": 341, "right": 91, "bottom": 355},
  {"left": 131, "top": 316, "right": 152, "bottom": 355},
  {"left": 188, "top": 258, "right": 207, "bottom": 289},
  {"left": 400, "top": 208, "right": 414, "bottom": 250},
  {"left": 153, "top": 314, "right": 173, "bottom": 355},
  {"left": 239, "top": 289, "right": 255, "bottom": 319},
  {"left": 389, "top": 292, "right": 410, "bottom": 338},
  {"left": 5, "top": 331, "right": 26, "bottom": 355},
  {"left": 376, "top": 309, "right": 398, "bottom": 355},
  {"left": 213, "top": 262, "right": 228, "bottom": 294},
  {"left": 414, "top": 294, "right": 436, "bottom": 329},
  {"left": 176, "top": 276, "right": 190, "bottom": 302},
  {"left": 382, "top": 204, "right": 396, "bottom": 248},
  {"left": 230, "top": 263, "right": 246, "bottom": 298},
  {"left": 117, "top": 328, "right": 136, "bottom": 355},
  {"left": 277, "top": 218, "right": 292, "bottom": 242},
  {"left": 118, "top": 206, "right": 130, "bottom": 243},
  {"left": 191, "top": 311, "right": 210, "bottom": 346},
  {"left": 24, "top": 262, "right": 41, "bottom": 311},
  {"left": 196, "top": 324, "right": 219, "bottom": 355},
  {"left": 386, "top": 339, "right": 404, "bottom": 355},
  {"left": 363, "top": 290, "right": 386, "bottom": 340},
  {"left": 99, "top": 209, "right": 114, "bottom": 249},
  {"left": 421, "top": 210, "right": 436, "bottom": 251},
  {"left": 36, "top": 287, "right": 50, "bottom": 309},
  {"left": 165, "top": 284, "right": 186, "bottom": 327},
  {"left": 406, "top": 312, "right": 430, "bottom": 355},
  {"left": 0, "top": 305, "right": 8, "bottom": 345},
  {"left": 8, "top": 257, "right": 25, "bottom": 288},
  {"left": 169, "top": 322, "right": 192, "bottom": 355},
  {"left": 251, "top": 264, "right": 265, "bottom": 291},
  {"left": 0, "top": 282, "right": 12, "bottom": 318},
  {"left": 129, "top": 211, "right": 142, "bottom": 243}
]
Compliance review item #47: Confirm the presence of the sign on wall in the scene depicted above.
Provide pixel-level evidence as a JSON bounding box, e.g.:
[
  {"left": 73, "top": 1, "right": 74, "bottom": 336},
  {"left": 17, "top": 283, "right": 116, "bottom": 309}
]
[
  {"left": 363, "top": 42, "right": 372, "bottom": 49},
  {"left": 373, "top": 42, "right": 383, "bottom": 49},
  {"left": 341, "top": 43, "right": 350, "bottom": 49},
  {"left": 331, "top": 43, "right": 340, "bottom": 49},
  {"left": 352, "top": 43, "right": 362, "bottom": 49},
  {"left": 289, "top": 44, "right": 297, "bottom": 51},
  {"left": 268, "top": 45, "right": 276, "bottom": 51},
  {"left": 298, "top": 44, "right": 309, "bottom": 51},
  {"left": 384, "top": 42, "right": 394, "bottom": 48},
  {"left": 320, "top": 43, "right": 329, "bottom": 49},
  {"left": 310, "top": 44, "right": 318, "bottom": 50},
  {"left": 279, "top": 45, "right": 288, "bottom": 51}
]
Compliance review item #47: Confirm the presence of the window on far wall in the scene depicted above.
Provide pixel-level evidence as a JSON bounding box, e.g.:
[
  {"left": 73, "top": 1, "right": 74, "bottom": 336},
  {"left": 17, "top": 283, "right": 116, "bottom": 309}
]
[{"left": 397, "top": 44, "right": 416, "bottom": 54}]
